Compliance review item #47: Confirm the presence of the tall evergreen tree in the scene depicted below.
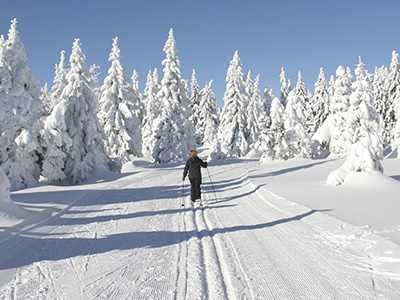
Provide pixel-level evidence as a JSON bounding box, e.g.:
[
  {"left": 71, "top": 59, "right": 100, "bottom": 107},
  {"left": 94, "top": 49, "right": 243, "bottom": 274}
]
[
  {"left": 0, "top": 18, "right": 46, "bottom": 190},
  {"left": 294, "top": 70, "right": 312, "bottom": 133},
  {"left": 258, "top": 97, "right": 288, "bottom": 162},
  {"left": 279, "top": 67, "right": 291, "bottom": 107},
  {"left": 330, "top": 65, "right": 353, "bottom": 156},
  {"left": 328, "top": 57, "right": 383, "bottom": 186},
  {"left": 387, "top": 51, "right": 400, "bottom": 148},
  {"left": 373, "top": 65, "right": 390, "bottom": 146},
  {"left": 284, "top": 90, "right": 311, "bottom": 158},
  {"left": 218, "top": 50, "right": 249, "bottom": 157},
  {"left": 142, "top": 69, "right": 161, "bottom": 157},
  {"left": 311, "top": 67, "right": 330, "bottom": 136},
  {"left": 41, "top": 39, "right": 109, "bottom": 183},
  {"left": 151, "top": 29, "right": 196, "bottom": 163},
  {"left": 197, "top": 80, "right": 220, "bottom": 146},
  {"left": 189, "top": 69, "right": 202, "bottom": 144},
  {"left": 50, "top": 50, "right": 68, "bottom": 108},
  {"left": 98, "top": 37, "right": 142, "bottom": 164},
  {"left": 247, "top": 74, "right": 262, "bottom": 146}
]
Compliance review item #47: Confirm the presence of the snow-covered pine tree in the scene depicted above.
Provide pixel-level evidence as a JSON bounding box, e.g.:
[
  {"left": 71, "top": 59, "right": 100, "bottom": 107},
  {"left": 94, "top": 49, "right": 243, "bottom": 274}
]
[
  {"left": 261, "top": 87, "right": 274, "bottom": 117},
  {"left": 247, "top": 74, "right": 262, "bottom": 146},
  {"left": 131, "top": 69, "right": 144, "bottom": 124},
  {"left": 151, "top": 29, "right": 196, "bottom": 163},
  {"left": 142, "top": 68, "right": 161, "bottom": 157},
  {"left": 311, "top": 67, "right": 330, "bottom": 136},
  {"left": 97, "top": 37, "right": 142, "bottom": 164},
  {"left": 50, "top": 50, "right": 69, "bottom": 108},
  {"left": 0, "top": 18, "right": 46, "bottom": 190},
  {"left": 294, "top": 70, "right": 312, "bottom": 134},
  {"left": 284, "top": 90, "right": 311, "bottom": 158},
  {"left": 197, "top": 80, "right": 220, "bottom": 146},
  {"left": 40, "top": 83, "right": 52, "bottom": 112},
  {"left": 189, "top": 69, "right": 202, "bottom": 145},
  {"left": 218, "top": 50, "right": 249, "bottom": 157},
  {"left": 257, "top": 97, "right": 288, "bottom": 162},
  {"left": 279, "top": 67, "right": 292, "bottom": 107},
  {"left": 387, "top": 51, "right": 400, "bottom": 150},
  {"left": 327, "top": 57, "right": 383, "bottom": 185},
  {"left": 42, "top": 38, "right": 109, "bottom": 183},
  {"left": 329, "top": 65, "right": 353, "bottom": 156},
  {"left": 373, "top": 65, "right": 390, "bottom": 147}
]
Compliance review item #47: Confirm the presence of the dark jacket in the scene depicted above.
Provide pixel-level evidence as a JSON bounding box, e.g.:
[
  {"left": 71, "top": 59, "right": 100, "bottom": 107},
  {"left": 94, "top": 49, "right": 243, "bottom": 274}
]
[{"left": 183, "top": 157, "right": 208, "bottom": 180}]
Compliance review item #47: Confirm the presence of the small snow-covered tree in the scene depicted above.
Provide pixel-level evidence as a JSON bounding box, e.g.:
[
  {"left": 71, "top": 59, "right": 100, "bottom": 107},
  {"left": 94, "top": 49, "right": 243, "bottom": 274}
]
[
  {"left": 284, "top": 90, "right": 311, "bottom": 158},
  {"left": 327, "top": 58, "right": 383, "bottom": 186},
  {"left": 311, "top": 67, "right": 330, "bottom": 135},
  {"left": 279, "top": 67, "right": 292, "bottom": 107},
  {"left": 0, "top": 19, "right": 46, "bottom": 190},
  {"left": 218, "top": 50, "right": 249, "bottom": 157},
  {"left": 42, "top": 38, "right": 109, "bottom": 183},
  {"left": 261, "top": 87, "right": 274, "bottom": 117},
  {"left": 40, "top": 83, "right": 52, "bottom": 111},
  {"left": 197, "top": 80, "right": 220, "bottom": 146},
  {"left": 294, "top": 70, "right": 312, "bottom": 134},
  {"left": 329, "top": 65, "right": 353, "bottom": 156},
  {"left": 97, "top": 37, "right": 142, "bottom": 164},
  {"left": 151, "top": 29, "right": 196, "bottom": 163}
]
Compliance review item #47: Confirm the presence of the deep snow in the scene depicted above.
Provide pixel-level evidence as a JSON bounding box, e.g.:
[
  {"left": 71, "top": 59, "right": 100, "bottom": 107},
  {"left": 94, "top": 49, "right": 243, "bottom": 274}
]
[{"left": 0, "top": 149, "right": 400, "bottom": 299}]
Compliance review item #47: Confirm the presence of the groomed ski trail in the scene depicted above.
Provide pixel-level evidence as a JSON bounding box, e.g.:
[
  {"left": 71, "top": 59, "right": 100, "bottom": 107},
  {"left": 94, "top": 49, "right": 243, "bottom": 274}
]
[{"left": 0, "top": 158, "right": 399, "bottom": 299}]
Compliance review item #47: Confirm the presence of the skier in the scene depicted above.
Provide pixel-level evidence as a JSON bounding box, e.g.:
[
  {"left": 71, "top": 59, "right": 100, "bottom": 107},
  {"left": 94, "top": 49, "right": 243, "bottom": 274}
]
[{"left": 183, "top": 150, "right": 208, "bottom": 204}]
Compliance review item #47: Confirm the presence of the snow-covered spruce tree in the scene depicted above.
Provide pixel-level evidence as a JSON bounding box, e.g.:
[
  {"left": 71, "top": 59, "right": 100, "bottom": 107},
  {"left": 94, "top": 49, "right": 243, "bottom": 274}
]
[
  {"left": 197, "top": 80, "right": 220, "bottom": 146},
  {"left": 189, "top": 69, "right": 202, "bottom": 145},
  {"left": 131, "top": 69, "right": 144, "bottom": 124},
  {"left": 372, "top": 65, "right": 390, "bottom": 147},
  {"left": 247, "top": 74, "right": 263, "bottom": 146},
  {"left": 311, "top": 67, "right": 330, "bottom": 136},
  {"left": 261, "top": 87, "right": 274, "bottom": 117},
  {"left": 50, "top": 50, "right": 69, "bottom": 109},
  {"left": 387, "top": 51, "right": 400, "bottom": 150},
  {"left": 97, "top": 37, "right": 142, "bottom": 164},
  {"left": 142, "top": 68, "right": 161, "bottom": 157},
  {"left": 42, "top": 38, "right": 109, "bottom": 183},
  {"left": 294, "top": 70, "right": 312, "bottom": 134},
  {"left": 0, "top": 19, "right": 46, "bottom": 190},
  {"left": 257, "top": 97, "right": 288, "bottom": 162},
  {"left": 279, "top": 67, "right": 292, "bottom": 107},
  {"left": 327, "top": 58, "right": 383, "bottom": 186},
  {"left": 40, "top": 83, "right": 52, "bottom": 112},
  {"left": 151, "top": 29, "right": 196, "bottom": 163},
  {"left": 284, "top": 90, "right": 311, "bottom": 158},
  {"left": 329, "top": 65, "right": 353, "bottom": 157},
  {"left": 218, "top": 50, "right": 249, "bottom": 157}
]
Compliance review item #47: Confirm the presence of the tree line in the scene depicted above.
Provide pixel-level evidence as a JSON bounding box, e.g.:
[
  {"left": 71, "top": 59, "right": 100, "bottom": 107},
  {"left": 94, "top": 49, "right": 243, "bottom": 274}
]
[{"left": 1, "top": 19, "right": 399, "bottom": 190}]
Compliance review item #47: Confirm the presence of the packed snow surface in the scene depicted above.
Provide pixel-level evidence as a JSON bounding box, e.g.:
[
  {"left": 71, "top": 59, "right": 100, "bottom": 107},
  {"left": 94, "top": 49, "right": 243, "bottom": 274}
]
[{"left": 1, "top": 150, "right": 400, "bottom": 299}]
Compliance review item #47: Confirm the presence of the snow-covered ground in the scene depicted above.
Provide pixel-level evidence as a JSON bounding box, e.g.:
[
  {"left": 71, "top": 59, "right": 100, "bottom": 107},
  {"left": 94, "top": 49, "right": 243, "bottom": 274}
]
[{"left": 1, "top": 149, "right": 400, "bottom": 299}]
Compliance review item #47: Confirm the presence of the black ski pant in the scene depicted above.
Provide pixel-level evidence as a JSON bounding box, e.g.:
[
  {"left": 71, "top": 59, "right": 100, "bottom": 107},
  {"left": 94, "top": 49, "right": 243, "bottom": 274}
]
[{"left": 190, "top": 177, "right": 202, "bottom": 201}]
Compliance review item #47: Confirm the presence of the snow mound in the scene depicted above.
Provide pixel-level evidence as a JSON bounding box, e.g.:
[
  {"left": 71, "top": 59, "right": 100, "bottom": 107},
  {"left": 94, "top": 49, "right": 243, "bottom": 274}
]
[{"left": 0, "top": 167, "right": 28, "bottom": 223}]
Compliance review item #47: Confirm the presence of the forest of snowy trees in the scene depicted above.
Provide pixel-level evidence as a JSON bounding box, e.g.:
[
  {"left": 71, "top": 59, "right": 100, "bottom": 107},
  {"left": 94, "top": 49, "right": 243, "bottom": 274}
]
[{"left": 1, "top": 18, "right": 400, "bottom": 191}]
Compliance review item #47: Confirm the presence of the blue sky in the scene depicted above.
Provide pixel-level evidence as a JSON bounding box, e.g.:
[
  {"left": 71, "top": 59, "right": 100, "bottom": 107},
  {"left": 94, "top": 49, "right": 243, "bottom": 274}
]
[{"left": 1, "top": 0, "right": 400, "bottom": 106}]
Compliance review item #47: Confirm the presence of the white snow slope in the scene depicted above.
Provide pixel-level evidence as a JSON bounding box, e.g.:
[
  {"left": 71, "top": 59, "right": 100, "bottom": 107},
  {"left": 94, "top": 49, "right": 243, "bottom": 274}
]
[{"left": 1, "top": 150, "right": 400, "bottom": 299}]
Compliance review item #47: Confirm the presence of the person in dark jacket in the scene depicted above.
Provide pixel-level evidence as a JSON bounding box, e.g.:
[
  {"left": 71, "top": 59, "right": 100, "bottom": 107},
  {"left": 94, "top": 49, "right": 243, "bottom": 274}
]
[{"left": 183, "top": 150, "right": 208, "bottom": 203}]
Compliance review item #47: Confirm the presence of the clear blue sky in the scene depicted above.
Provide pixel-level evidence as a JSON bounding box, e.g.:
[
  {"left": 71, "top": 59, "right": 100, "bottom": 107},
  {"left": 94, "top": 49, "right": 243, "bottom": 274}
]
[{"left": 1, "top": 0, "right": 400, "bottom": 106}]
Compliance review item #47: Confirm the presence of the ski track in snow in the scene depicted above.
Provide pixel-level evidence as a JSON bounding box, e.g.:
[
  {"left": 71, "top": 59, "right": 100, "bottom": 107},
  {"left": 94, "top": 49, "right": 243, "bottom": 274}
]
[{"left": 1, "top": 159, "right": 400, "bottom": 299}]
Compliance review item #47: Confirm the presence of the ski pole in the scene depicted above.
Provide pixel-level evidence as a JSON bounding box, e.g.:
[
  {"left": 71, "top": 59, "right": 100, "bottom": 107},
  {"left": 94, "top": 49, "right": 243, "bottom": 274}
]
[
  {"left": 181, "top": 180, "right": 185, "bottom": 207},
  {"left": 207, "top": 168, "right": 218, "bottom": 202}
]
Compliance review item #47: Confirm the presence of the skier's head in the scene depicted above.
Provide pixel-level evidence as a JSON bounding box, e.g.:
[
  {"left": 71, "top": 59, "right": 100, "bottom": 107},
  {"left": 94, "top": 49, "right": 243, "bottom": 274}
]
[{"left": 190, "top": 150, "right": 198, "bottom": 158}]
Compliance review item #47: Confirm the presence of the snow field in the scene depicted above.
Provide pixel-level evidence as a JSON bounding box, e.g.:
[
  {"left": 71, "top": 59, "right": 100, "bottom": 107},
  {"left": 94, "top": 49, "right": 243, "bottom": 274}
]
[{"left": 0, "top": 156, "right": 400, "bottom": 299}]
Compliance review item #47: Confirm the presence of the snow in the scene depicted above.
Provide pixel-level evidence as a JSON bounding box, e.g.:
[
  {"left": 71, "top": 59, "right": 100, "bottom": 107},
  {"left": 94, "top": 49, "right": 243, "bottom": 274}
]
[{"left": 1, "top": 149, "right": 400, "bottom": 299}]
